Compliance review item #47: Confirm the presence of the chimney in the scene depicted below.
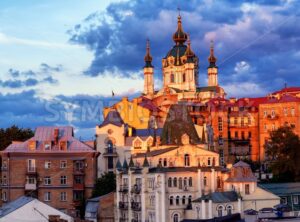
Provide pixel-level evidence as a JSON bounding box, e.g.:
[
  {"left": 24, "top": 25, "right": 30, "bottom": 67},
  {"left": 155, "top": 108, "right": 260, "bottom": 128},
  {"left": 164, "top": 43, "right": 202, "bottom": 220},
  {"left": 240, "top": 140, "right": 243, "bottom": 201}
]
[{"left": 53, "top": 128, "right": 59, "bottom": 145}]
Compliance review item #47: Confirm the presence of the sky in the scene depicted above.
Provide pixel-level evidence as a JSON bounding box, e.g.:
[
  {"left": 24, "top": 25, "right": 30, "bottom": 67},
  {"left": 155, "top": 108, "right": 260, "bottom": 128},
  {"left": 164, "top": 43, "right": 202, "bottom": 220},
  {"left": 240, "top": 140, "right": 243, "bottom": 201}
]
[{"left": 0, "top": 0, "right": 299, "bottom": 139}]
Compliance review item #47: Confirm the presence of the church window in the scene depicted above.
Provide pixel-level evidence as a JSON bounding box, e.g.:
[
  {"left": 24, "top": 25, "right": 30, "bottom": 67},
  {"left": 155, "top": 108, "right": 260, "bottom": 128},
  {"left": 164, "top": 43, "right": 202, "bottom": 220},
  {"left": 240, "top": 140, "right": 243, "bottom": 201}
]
[
  {"left": 188, "top": 195, "right": 192, "bottom": 204},
  {"left": 170, "top": 196, "right": 174, "bottom": 205},
  {"left": 218, "top": 117, "right": 223, "bottom": 131},
  {"left": 217, "top": 205, "right": 224, "bottom": 217},
  {"left": 170, "top": 74, "right": 175, "bottom": 83},
  {"left": 173, "top": 214, "right": 179, "bottom": 222},
  {"left": 168, "top": 177, "right": 172, "bottom": 187},
  {"left": 226, "top": 205, "right": 233, "bottom": 215},
  {"left": 173, "top": 178, "right": 177, "bottom": 187},
  {"left": 184, "top": 154, "right": 190, "bottom": 166},
  {"left": 183, "top": 73, "right": 186, "bottom": 82},
  {"left": 176, "top": 196, "right": 180, "bottom": 205},
  {"left": 179, "top": 178, "right": 183, "bottom": 189},
  {"left": 107, "top": 140, "right": 114, "bottom": 153},
  {"left": 188, "top": 177, "right": 193, "bottom": 187}
]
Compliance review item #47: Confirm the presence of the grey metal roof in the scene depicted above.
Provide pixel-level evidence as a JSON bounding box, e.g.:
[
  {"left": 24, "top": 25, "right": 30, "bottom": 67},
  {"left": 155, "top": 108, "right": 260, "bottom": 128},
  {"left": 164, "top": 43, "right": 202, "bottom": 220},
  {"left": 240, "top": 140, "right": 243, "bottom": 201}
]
[
  {"left": 259, "top": 183, "right": 300, "bottom": 195},
  {"left": 99, "top": 110, "right": 124, "bottom": 128},
  {"left": 0, "top": 196, "right": 34, "bottom": 218},
  {"left": 193, "top": 191, "right": 239, "bottom": 203}
]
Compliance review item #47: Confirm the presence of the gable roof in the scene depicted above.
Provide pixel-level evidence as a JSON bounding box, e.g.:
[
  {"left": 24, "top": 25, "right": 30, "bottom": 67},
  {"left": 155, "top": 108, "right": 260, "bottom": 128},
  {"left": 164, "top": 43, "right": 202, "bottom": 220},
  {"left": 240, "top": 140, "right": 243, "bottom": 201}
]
[
  {"left": 3, "top": 126, "right": 95, "bottom": 153},
  {"left": 0, "top": 196, "right": 34, "bottom": 218}
]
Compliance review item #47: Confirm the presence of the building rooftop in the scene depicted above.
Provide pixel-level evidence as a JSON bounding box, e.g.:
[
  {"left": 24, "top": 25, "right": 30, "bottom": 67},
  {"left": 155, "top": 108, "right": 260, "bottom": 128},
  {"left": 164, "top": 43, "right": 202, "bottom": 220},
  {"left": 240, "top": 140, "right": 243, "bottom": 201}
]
[
  {"left": 0, "top": 196, "right": 34, "bottom": 218},
  {"left": 193, "top": 191, "right": 239, "bottom": 203},
  {"left": 259, "top": 183, "right": 300, "bottom": 195}
]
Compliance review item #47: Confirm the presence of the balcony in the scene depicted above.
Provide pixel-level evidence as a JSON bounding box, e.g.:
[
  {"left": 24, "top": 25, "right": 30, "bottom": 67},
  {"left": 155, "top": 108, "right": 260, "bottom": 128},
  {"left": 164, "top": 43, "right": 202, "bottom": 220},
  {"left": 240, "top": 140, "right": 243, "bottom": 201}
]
[
  {"left": 119, "top": 201, "right": 128, "bottom": 210},
  {"left": 25, "top": 183, "right": 37, "bottom": 190},
  {"left": 131, "top": 184, "right": 141, "bottom": 194},
  {"left": 103, "top": 148, "right": 118, "bottom": 157},
  {"left": 73, "top": 168, "right": 84, "bottom": 175},
  {"left": 119, "top": 185, "right": 128, "bottom": 193},
  {"left": 73, "top": 183, "right": 84, "bottom": 190},
  {"left": 131, "top": 202, "right": 141, "bottom": 211},
  {"left": 26, "top": 167, "right": 37, "bottom": 175}
]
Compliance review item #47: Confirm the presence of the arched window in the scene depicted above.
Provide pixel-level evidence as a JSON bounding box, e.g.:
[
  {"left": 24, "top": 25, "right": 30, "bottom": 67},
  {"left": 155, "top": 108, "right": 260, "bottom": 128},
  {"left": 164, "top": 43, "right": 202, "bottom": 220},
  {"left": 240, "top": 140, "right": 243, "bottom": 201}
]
[
  {"left": 134, "top": 140, "right": 142, "bottom": 149},
  {"left": 173, "top": 214, "right": 179, "bottom": 222},
  {"left": 170, "top": 196, "right": 174, "bottom": 205},
  {"left": 217, "top": 205, "right": 224, "bottom": 217},
  {"left": 179, "top": 178, "right": 183, "bottom": 189},
  {"left": 170, "top": 74, "right": 175, "bottom": 83},
  {"left": 184, "top": 154, "right": 190, "bottom": 166},
  {"left": 107, "top": 139, "right": 113, "bottom": 153},
  {"left": 183, "top": 73, "right": 186, "bottom": 82},
  {"left": 182, "top": 196, "right": 186, "bottom": 205},
  {"left": 203, "top": 176, "right": 207, "bottom": 186},
  {"left": 208, "top": 157, "right": 211, "bottom": 166},
  {"left": 189, "top": 177, "right": 193, "bottom": 187},
  {"left": 176, "top": 196, "right": 180, "bottom": 205},
  {"left": 163, "top": 158, "right": 167, "bottom": 167},
  {"left": 158, "top": 158, "right": 162, "bottom": 166},
  {"left": 226, "top": 205, "right": 233, "bottom": 215},
  {"left": 188, "top": 195, "right": 192, "bottom": 204},
  {"left": 173, "top": 178, "right": 177, "bottom": 187},
  {"left": 183, "top": 177, "right": 187, "bottom": 187},
  {"left": 168, "top": 178, "right": 172, "bottom": 187}
]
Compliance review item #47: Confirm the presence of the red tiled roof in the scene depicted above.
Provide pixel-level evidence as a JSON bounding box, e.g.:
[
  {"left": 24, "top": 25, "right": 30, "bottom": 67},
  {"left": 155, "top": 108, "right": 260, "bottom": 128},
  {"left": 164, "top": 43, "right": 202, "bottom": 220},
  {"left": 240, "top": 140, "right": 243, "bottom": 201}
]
[
  {"left": 272, "top": 87, "right": 300, "bottom": 95},
  {"left": 262, "top": 94, "right": 300, "bottom": 104},
  {"left": 3, "top": 126, "right": 95, "bottom": 153}
]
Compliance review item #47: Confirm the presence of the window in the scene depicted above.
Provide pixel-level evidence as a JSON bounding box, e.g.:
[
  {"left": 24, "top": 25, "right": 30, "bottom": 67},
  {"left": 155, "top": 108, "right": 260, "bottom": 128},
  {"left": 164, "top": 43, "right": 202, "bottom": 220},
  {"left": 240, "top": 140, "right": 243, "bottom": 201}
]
[
  {"left": 234, "top": 131, "right": 238, "bottom": 138},
  {"left": 176, "top": 196, "right": 180, "bottom": 205},
  {"left": 188, "top": 195, "right": 192, "bottom": 204},
  {"left": 170, "top": 196, "right": 174, "bottom": 205},
  {"left": 163, "top": 158, "right": 167, "bottom": 167},
  {"left": 2, "top": 191, "right": 7, "bottom": 201},
  {"left": 184, "top": 154, "right": 190, "bottom": 166},
  {"left": 168, "top": 178, "right": 172, "bottom": 187},
  {"left": 263, "top": 111, "right": 267, "bottom": 118},
  {"left": 173, "top": 178, "right": 177, "bottom": 187},
  {"left": 245, "top": 184, "right": 250, "bottom": 195},
  {"left": 170, "top": 74, "right": 175, "bottom": 83},
  {"left": 217, "top": 177, "right": 221, "bottom": 189},
  {"left": 291, "top": 108, "right": 295, "bottom": 116},
  {"left": 248, "top": 132, "right": 252, "bottom": 139},
  {"left": 173, "top": 213, "right": 179, "bottom": 222},
  {"left": 60, "top": 160, "right": 67, "bottom": 169},
  {"left": 134, "top": 140, "right": 142, "bottom": 149},
  {"left": 74, "top": 176, "right": 84, "bottom": 184},
  {"left": 182, "top": 73, "right": 186, "bottom": 82},
  {"left": 28, "top": 141, "right": 36, "bottom": 150},
  {"left": 183, "top": 177, "right": 187, "bottom": 187},
  {"left": 44, "top": 141, "right": 51, "bottom": 150},
  {"left": 218, "top": 117, "right": 223, "bottom": 131},
  {"left": 73, "top": 191, "right": 84, "bottom": 201},
  {"left": 182, "top": 196, "right": 186, "bottom": 204},
  {"left": 248, "top": 116, "right": 252, "bottom": 125},
  {"left": 203, "top": 176, "right": 207, "bottom": 186},
  {"left": 241, "top": 117, "right": 244, "bottom": 127},
  {"left": 217, "top": 205, "right": 224, "bottom": 217},
  {"left": 281, "top": 197, "right": 287, "bottom": 205},
  {"left": 60, "top": 141, "right": 67, "bottom": 151},
  {"left": 271, "top": 124, "right": 275, "bottom": 131},
  {"left": 107, "top": 156, "right": 114, "bottom": 169},
  {"left": 27, "top": 176, "right": 36, "bottom": 184},
  {"left": 2, "top": 161, "right": 7, "bottom": 170},
  {"left": 293, "top": 196, "right": 299, "bottom": 204},
  {"left": 45, "top": 161, "right": 51, "bottom": 169},
  {"left": 44, "top": 192, "right": 51, "bottom": 201},
  {"left": 234, "top": 117, "right": 238, "bottom": 125},
  {"left": 188, "top": 177, "right": 192, "bottom": 187},
  {"left": 283, "top": 108, "right": 288, "bottom": 116},
  {"left": 208, "top": 157, "right": 211, "bottom": 166},
  {"left": 179, "top": 178, "right": 183, "bottom": 189},
  {"left": 241, "top": 131, "right": 245, "bottom": 140},
  {"left": 75, "top": 161, "right": 84, "bottom": 170},
  {"left": 44, "top": 176, "right": 51, "bottom": 185},
  {"left": 226, "top": 205, "right": 233, "bottom": 215},
  {"left": 27, "top": 159, "right": 36, "bottom": 172},
  {"left": 2, "top": 176, "right": 7, "bottom": 185},
  {"left": 60, "top": 176, "right": 67, "bottom": 185},
  {"left": 264, "top": 124, "right": 267, "bottom": 131},
  {"left": 60, "top": 192, "right": 67, "bottom": 201}
]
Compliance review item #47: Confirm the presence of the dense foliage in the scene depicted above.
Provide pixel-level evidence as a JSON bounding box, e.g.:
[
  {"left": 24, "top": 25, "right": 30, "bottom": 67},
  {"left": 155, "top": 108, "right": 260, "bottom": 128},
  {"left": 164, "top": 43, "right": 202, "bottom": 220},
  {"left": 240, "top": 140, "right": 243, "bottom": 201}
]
[
  {"left": 0, "top": 125, "right": 34, "bottom": 150},
  {"left": 92, "top": 172, "right": 116, "bottom": 197},
  {"left": 266, "top": 126, "right": 300, "bottom": 182}
]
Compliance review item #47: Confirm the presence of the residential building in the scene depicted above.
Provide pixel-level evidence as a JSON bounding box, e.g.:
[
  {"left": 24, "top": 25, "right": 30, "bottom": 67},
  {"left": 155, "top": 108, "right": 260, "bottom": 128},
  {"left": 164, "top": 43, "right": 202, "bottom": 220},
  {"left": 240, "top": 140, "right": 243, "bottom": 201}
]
[
  {"left": 0, "top": 126, "right": 99, "bottom": 217},
  {"left": 0, "top": 196, "right": 73, "bottom": 222}
]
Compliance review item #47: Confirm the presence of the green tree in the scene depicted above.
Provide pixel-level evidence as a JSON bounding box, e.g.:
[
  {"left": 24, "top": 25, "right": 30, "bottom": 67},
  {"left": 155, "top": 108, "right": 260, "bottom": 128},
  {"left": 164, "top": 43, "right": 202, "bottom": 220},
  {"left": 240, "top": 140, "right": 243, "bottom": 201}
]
[
  {"left": 92, "top": 172, "right": 116, "bottom": 197},
  {"left": 266, "top": 126, "right": 300, "bottom": 182},
  {"left": 0, "top": 125, "right": 34, "bottom": 150}
]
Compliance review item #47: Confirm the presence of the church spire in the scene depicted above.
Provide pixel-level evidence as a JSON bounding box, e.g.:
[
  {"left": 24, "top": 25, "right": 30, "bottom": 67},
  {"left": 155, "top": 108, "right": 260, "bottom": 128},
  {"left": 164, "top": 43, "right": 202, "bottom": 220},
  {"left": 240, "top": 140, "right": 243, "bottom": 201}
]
[
  {"left": 208, "top": 40, "right": 217, "bottom": 68},
  {"left": 144, "top": 39, "right": 153, "bottom": 68},
  {"left": 185, "top": 34, "right": 195, "bottom": 62},
  {"left": 172, "top": 13, "right": 188, "bottom": 45}
]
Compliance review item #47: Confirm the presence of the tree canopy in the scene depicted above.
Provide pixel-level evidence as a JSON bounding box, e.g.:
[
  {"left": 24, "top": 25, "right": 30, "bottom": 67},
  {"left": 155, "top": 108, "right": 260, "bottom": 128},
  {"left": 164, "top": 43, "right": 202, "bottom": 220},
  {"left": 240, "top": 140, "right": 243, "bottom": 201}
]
[
  {"left": 266, "top": 126, "right": 300, "bottom": 182},
  {"left": 92, "top": 172, "right": 116, "bottom": 197},
  {"left": 0, "top": 125, "right": 34, "bottom": 150}
]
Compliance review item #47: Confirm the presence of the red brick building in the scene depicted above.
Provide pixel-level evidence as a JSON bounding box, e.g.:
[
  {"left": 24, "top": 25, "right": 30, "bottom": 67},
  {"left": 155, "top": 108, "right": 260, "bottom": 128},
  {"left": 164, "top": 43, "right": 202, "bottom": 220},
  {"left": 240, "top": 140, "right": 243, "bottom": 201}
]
[{"left": 0, "top": 126, "right": 99, "bottom": 217}]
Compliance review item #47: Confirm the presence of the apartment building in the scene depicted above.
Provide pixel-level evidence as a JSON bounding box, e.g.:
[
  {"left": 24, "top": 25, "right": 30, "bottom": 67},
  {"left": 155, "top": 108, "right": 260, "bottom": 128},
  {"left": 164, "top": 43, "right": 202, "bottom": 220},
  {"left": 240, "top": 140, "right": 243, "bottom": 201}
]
[{"left": 0, "top": 126, "right": 99, "bottom": 217}]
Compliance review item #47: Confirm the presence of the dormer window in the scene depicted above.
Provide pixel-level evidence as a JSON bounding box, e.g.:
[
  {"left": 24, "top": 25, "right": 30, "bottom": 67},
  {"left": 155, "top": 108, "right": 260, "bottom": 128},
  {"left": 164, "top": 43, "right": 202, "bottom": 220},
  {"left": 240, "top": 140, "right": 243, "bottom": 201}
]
[
  {"left": 28, "top": 141, "right": 36, "bottom": 151},
  {"left": 134, "top": 139, "right": 142, "bottom": 149},
  {"left": 44, "top": 141, "right": 51, "bottom": 151},
  {"left": 60, "top": 141, "right": 67, "bottom": 151}
]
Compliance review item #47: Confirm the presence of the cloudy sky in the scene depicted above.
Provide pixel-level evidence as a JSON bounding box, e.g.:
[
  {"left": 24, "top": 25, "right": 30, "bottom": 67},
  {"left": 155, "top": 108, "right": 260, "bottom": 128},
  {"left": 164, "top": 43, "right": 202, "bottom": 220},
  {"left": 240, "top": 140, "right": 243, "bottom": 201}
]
[{"left": 0, "top": 0, "right": 299, "bottom": 139}]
